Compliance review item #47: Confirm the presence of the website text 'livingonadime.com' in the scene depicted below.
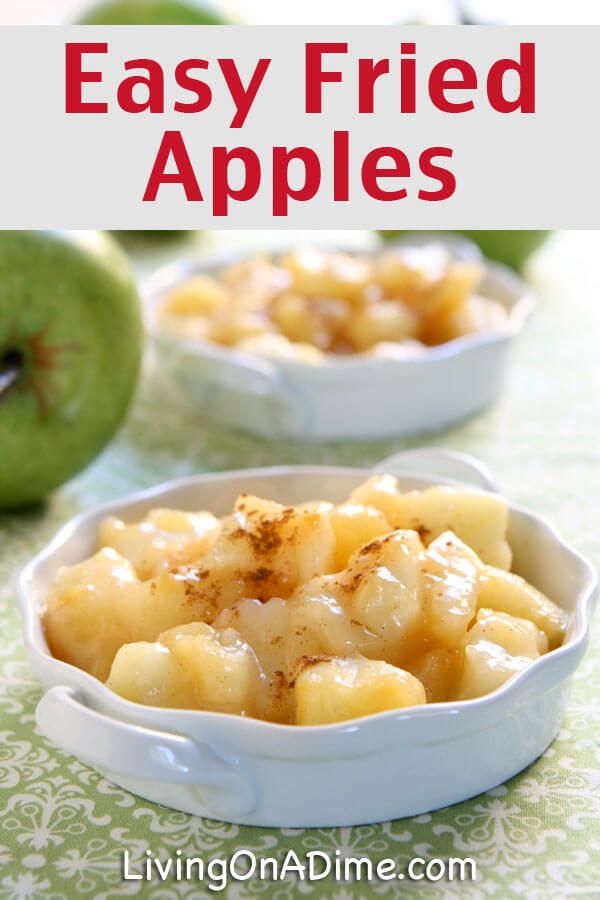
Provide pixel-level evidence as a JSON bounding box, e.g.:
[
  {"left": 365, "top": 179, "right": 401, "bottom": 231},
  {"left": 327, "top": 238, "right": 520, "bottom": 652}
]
[{"left": 122, "top": 849, "right": 477, "bottom": 891}]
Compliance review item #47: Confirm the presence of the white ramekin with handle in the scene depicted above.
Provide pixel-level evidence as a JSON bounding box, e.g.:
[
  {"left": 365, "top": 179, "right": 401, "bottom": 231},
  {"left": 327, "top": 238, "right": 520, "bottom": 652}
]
[
  {"left": 144, "top": 236, "right": 536, "bottom": 442},
  {"left": 20, "top": 449, "right": 596, "bottom": 827}
]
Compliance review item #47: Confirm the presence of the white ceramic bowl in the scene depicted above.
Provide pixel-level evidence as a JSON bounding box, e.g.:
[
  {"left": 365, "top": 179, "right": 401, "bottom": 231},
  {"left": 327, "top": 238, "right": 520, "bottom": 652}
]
[
  {"left": 19, "top": 449, "right": 596, "bottom": 827},
  {"left": 144, "top": 237, "right": 535, "bottom": 442}
]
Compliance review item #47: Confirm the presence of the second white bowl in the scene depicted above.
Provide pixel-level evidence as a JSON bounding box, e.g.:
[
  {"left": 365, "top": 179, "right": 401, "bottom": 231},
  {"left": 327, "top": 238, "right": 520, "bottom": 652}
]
[{"left": 144, "top": 237, "right": 535, "bottom": 442}]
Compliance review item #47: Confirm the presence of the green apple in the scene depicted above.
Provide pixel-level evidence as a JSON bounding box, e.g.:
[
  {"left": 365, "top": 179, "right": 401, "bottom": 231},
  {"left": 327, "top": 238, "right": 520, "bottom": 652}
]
[
  {"left": 0, "top": 231, "right": 143, "bottom": 508},
  {"left": 378, "top": 230, "right": 550, "bottom": 271},
  {"left": 78, "top": 0, "right": 227, "bottom": 25}
]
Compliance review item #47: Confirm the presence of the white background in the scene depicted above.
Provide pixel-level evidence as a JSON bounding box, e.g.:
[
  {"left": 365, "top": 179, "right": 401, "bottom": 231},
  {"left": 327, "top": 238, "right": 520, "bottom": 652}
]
[{"left": 5, "top": 0, "right": 600, "bottom": 25}]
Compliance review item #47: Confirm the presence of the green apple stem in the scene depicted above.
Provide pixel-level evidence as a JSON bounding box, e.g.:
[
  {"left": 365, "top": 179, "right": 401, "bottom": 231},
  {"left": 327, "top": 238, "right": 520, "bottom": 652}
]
[{"left": 0, "top": 350, "right": 23, "bottom": 400}]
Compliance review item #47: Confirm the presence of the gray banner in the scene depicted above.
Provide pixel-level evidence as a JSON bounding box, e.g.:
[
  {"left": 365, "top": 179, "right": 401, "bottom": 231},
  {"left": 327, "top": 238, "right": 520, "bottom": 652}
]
[{"left": 0, "top": 25, "right": 596, "bottom": 227}]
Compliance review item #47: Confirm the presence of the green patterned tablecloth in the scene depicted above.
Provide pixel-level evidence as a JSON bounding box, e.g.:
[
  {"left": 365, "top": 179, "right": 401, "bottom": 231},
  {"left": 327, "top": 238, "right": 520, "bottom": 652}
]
[{"left": 1, "top": 231, "right": 599, "bottom": 899}]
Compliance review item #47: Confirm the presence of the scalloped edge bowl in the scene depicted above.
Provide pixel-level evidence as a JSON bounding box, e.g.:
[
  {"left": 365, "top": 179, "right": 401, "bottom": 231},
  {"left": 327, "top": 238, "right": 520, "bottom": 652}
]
[
  {"left": 143, "top": 236, "right": 536, "bottom": 441},
  {"left": 19, "top": 453, "right": 597, "bottom": 826}
]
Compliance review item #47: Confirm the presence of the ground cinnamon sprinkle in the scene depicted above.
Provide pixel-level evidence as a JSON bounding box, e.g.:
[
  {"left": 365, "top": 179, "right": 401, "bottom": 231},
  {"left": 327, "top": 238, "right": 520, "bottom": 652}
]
[
  {"left": 247, "top": 519, "right": 284, "bottom": 553},
  {"left": 287, "top": 654, "right": 332, "bottom": 689},
  {"left": 271, "top": 669, "right": 287, "bottom": 702},
  {"left": 238, "top": 506, "right": 297, "bottom": 555},
  {"left": 338, "top": 570, "right": 365, "bottom": 594},
  {"left": 247, "top": 567, "right": 273, "bottom": 583}
]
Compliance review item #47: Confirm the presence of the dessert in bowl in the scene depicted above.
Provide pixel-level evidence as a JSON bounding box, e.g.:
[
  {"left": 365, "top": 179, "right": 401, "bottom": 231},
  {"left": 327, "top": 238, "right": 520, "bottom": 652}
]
[
  {"left": 20, "top": 450, "right": 596, "bottom": 826},
  {"left": 145, "top": 236, "right": 535, "bottom": 441},
  {"left": 158, "top": 241, "right": 505, "bottom": 362}
]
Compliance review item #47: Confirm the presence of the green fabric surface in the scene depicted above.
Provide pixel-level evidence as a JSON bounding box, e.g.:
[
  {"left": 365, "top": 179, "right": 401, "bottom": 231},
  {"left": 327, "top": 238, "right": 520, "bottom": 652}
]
[{"left": 1, "top": 231, "right": 598, "bottom": 898}]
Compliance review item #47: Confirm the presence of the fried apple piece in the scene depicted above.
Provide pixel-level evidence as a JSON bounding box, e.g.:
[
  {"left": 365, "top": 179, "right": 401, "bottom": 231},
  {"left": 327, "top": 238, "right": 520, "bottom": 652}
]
[
  {"left": 105, "top": 642, "right": 188, "bottom": 707},
  {"left": 236, "top": 333, "right": 325, "bottom": 364},
  {"left": 421, "top": 532, "right": 480, "bottom": 647},
  {"left": 343, "top": 301, "right": 420, "bottom": 352},
  {"left": 215, "top": 594, "right": 379, "bottom": 722},
  {"left": 350, "top": 475, "right": 511, "bottom": 569},
  {"left": 281, "top": 248, "right": 372, "bottom": 304},
  {"left": 270, "top": 293, "right": 331, "bottom": 349},
  {"left": 407, "top": 647, "right": 463, "bottom": 703},
  {"left": 456, "top": 641, "right": 532, "bottom": 701},
  {"left": 294, "top": 657, "right": 426, "bottom": 725},
  {"left": 294, "top": 530, "right": 426, "bottom": 666},
  {"left": 468, "top": 608, "right": 548, "bottom": 658},
  {"left": 424, "top": 295, "right": 507, "bottom": 345},
  {"left": 419, "top": 261, "right": 484, "bottom": 337},
  {"left": 456, "top": 608, "right": 548, "bottom": 700},
  {"left": 106, "top": 622, "right": 261, "bottom": 714},
  {"left": 44, "top": 548, "right": 138, "bottom": 681},
  {"left": 99, "top": 508, "right": 220, "bottom": 579},
  {"left": 328, "top": 502, "right": 391, "bottom": 571},
  {"left": 340, "top": 531, "right": 425, "bottom": 663},
  {"left": 477, "top": 567, "right": 567, "bottom": 650},
  {"left": 162, "top": 274, "right": 230, "bottom": 316},
  {"left": 44, "top": 552, "right": 221, "bottom": 681},
  {"left": 208, "top": 310, "right": 274, "bottom": 346},
  {"left": 375, "top": 244, "right": 451, "bottom": 301},
  {"left": 188, "top": 493, "right": 336, "bottom": 612}
]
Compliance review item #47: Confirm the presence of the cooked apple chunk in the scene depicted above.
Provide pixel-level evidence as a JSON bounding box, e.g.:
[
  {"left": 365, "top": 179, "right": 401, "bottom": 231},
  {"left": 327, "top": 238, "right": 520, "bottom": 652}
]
[
  {"left": 328, "top": 502, "right": 391, "bottom": 570},
  {"left": 421, "top": 532, "right": 480, "bottom": 647},
  {"left": 184, "top": 493, "right": 336, "bottom": 611},
  {"left": 456, "top": 608, "right": 547, "bottom": 700},
  {"left": 288, "top": 594, "right": 380, "bottom": 662},
  {"left": 350, "top": 475, "right": 511, "bottom": 569},
  {"left": 105, "top": 642, "right": 190, "bottom": 708},
  {"left": 343, "top": 300, "right": 420, "bottom": 352},
  {"left": 99, "top": 508, "right": 220, "bottom": 579},
  {"left": 457, "top": 642, "right": 533, "bottom": 701},
  {"left": 477, "top": 567, "right": 567, "bottom": 649},
  {"left": 106, "top": 622, "right": 261, "bottom": 714},
  {"left": 424, "top": 294, "right": 507, "bottom": 346},
  {"left": 162, "top": 273, "right": 229, "bottom": 316},
  {"left": 44, "top": 548, "right": 138, "bottom": 681},
  {"left": 281, "top": 247, "right": 371, "bottom": 304},
  {"left": 295, "top": 657, "right": 426, "bottom": 725},
  {"left": 216, "top": 594, "right": 379, "bottom": 722},
  {"left": 339, "top": 530, "right": 426, "bottom": 664},
  {"left": 44, "top": 552, "right": 220, "bottom": 681},
  {"left": 214, "top": 596, "right": 295, "bottom": 721},
  {"left": 407, "top": 647, "right": 463, "bottom": 703},
  {"left": 293, "top": 530, "right": 427, "bottom": 666},
  {"left": 467, "top": 608, "right": 548, "bottom": 658},
  {"left": 115, "top": 566, "right": 220, "bottom": 640}
]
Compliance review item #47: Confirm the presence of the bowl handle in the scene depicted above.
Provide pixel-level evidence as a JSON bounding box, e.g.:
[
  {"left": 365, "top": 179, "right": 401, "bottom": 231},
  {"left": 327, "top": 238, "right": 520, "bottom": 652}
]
[
  {"left": 165, "top": 338, "right": 313, "bottom": 434},
  {"left": 374, "top": 448, "right": 499, "bottom": 492},
  {"left": 214, "top": 349, "right": 312, "bottom": 430},
  {"left": 36, "top": 686, "right": 257, "bottom": 819}
]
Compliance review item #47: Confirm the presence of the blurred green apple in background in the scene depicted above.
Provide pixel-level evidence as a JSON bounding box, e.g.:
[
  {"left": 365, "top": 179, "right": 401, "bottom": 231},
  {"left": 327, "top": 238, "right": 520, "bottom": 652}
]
[
  {"left": 378, "top": 230, "right": 550, "bottom": 271},
  {"left": 112, "top": 230, "right": 192, "bottom": 246},
  {"left": 0, "top": 231, "right": 143, "bottom": 508},
  {"left": 78, "top": 0, "right": 227, "bottom": 24}
]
